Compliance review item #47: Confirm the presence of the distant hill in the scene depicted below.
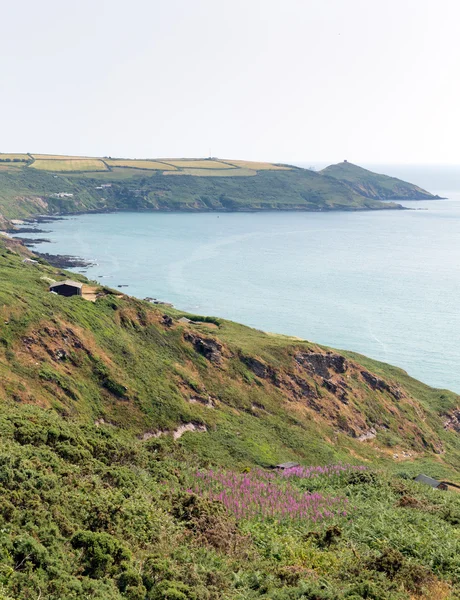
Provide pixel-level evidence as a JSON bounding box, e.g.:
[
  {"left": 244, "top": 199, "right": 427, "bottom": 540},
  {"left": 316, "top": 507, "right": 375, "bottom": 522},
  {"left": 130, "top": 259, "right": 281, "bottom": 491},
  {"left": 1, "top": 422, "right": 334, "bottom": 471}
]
[
  {"left": 321, "top": 161, "right": 441, "bottom": 200},
  {"left": 0, "top": 154, "right": 414, "bottom": 222}
]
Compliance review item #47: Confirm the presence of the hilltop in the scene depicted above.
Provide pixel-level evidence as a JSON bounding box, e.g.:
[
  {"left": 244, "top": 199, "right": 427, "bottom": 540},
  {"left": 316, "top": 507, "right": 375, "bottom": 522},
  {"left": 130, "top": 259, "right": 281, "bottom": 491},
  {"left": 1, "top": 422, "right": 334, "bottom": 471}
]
[
  {"left": 1, "top": 236, "right": 460, "bottom": 598},
  {"left": 0, "top": 153, "right": 438, "bottom": 223},
  {"left": 321, "top": 161, "right": 441, "bottom": 201}
]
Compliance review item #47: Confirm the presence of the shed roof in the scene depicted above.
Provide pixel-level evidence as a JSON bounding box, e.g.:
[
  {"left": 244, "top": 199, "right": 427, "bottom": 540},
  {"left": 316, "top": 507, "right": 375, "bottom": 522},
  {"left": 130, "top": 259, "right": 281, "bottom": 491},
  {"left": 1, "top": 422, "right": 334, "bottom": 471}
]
[
  {"left": 414, "top": 474, "right": 443, "bottom": 488},
  {"left": 49, "top": 280, "right": 83, "bottom": 289}
]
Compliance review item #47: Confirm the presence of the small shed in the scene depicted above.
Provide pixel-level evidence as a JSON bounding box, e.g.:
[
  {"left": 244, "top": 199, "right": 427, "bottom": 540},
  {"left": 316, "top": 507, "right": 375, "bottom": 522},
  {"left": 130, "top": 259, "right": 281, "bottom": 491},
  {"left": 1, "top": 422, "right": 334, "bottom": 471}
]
[
  {"left": 178, "top": 317, "right": 192, "bottom": 324},
  {"left": 49, "top": 280, "right": 83, "bottom": 297},
  {"left": 414, "top": 474, "right": 448, "bottom": 491}
]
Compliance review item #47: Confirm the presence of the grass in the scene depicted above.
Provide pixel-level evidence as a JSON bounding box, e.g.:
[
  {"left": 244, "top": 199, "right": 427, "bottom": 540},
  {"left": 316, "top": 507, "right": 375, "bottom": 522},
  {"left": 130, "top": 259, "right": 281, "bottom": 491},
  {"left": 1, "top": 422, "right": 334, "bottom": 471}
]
[
  {"left": 164, "top": 167, "right": 258, "bottom": 177},
  {"left": 104, "top": 159, "right": 177, "bottom": 170},
  {"left": 30, "top": 159, "right": 108, "bottom": 172},
  {"left": 160, "top": 159, "right": 236, "bottom": 169},
  {"left": 225, "top": 160, "right": 292, "bottom": 170},
  {"left": 31, "top": 154, "right": 94, "bottom": 160}
]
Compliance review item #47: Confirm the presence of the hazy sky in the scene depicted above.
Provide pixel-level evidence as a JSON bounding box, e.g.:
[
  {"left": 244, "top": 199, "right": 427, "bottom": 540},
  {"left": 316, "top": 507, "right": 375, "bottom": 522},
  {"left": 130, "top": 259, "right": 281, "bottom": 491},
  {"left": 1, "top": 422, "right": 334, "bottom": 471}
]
[{"left": 2, "top": 0, "right": 459, "bottom": 164}]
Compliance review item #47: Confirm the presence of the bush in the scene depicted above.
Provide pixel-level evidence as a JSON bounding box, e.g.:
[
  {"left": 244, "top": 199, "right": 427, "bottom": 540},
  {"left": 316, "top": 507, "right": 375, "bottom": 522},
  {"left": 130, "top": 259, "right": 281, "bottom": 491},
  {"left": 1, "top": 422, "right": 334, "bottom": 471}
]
[{"left": 71, "top": 531, "right": 130, "bottom": 578}]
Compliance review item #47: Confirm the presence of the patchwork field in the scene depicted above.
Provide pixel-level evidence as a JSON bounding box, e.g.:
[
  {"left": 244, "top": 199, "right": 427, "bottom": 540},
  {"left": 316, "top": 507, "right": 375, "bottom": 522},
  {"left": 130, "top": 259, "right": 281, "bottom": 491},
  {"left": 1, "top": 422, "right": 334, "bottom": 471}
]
[
  {"left": 161, "top": 159, "right": 237, "bottom": 169},
  {"left": 31, "top": 154, "right": 93, "bottom": 160},
  {"left": 0, "top": 153, "right": 295, "bottom": 174},
  {"left": 164, "top": 167, "right": 257, "bottom": 177},
  {"left": 225, "top": 159, "right": 292, "bottom": 170},
  {"left": 30, "top": 158, "right": 108, "bottom": 172},
  {"left": 104, "top": 159, "right": 177, "bottom": 170}
]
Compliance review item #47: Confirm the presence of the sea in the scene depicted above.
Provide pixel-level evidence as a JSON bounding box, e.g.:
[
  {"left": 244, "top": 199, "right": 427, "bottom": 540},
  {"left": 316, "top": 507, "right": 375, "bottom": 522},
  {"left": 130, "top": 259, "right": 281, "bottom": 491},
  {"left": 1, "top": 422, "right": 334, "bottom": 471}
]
[{"left": 16, "top": 164, "right": 460, "bottom": 393}]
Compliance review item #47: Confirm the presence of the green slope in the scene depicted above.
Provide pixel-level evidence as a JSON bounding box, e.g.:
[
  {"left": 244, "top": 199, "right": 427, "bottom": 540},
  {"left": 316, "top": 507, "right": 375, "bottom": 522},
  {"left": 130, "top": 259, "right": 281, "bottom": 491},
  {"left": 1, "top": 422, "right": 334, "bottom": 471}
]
[
  {"left": 0, "top": 237, "right": 460, "bottom": 598},
  {"left": 321, "top": 161, "right": 441, "bottom": 201}
]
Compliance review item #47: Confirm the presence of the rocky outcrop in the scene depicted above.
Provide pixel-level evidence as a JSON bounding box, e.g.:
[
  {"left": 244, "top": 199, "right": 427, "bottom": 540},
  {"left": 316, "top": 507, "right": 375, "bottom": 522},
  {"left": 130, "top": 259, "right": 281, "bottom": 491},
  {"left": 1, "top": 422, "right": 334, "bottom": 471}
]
[
  {"left": 161, "top": 314, "right": 173, "bottom": 327},
  {"left": 357, "top": 428, "right": 377, "bottom": 442},
  {"left": 189, "top": 395, "right": 215, "bottom": 408},
  {"left": 295, "top": 352, "right": 348, "bottom": 378},
  {"left": 241, "top": 356, "right": 275, "bottom": 380},
  {"left": 141, "top": 423, "right": 207, "bottom": 441},
  {"left": 360, "top": 370, "right": 403, "bottom": 400},
  {"left": 184, "top": 333, "right": 223, "bottom": 363},
  {"left": 322, "top": 378, "right": 349, "bottom": 404},
  {"left": 443, "top": 409, "right": 460, "bottom": 433}
]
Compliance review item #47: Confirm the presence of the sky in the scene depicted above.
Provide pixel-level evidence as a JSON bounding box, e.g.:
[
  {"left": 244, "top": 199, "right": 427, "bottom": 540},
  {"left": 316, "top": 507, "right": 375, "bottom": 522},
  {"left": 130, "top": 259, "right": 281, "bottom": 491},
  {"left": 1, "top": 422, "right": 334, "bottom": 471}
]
[{"left": 1, "top": 0, "right": 459, "bottom": 164}]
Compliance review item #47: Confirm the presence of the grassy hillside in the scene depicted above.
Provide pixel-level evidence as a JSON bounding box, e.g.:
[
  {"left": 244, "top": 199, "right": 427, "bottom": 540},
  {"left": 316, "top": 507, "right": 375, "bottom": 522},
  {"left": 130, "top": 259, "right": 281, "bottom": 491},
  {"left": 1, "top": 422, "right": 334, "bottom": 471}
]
[
  {"left": 0, "top": 155, "right": 406, "bottom": 222},
  {"left": 0, "top": 237, "right": 460, "bottom": 598},
  {"left": 321, "top": 162, "right": 440, "bottom": 201}
]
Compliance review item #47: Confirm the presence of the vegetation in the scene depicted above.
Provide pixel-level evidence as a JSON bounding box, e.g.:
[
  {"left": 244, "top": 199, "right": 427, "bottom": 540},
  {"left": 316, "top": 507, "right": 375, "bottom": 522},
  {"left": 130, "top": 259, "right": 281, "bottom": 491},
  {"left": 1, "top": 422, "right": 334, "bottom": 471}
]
[
  {"left": 0, "top": 154, "right": 30, "bottom": 162},
  {"left": 160, "top": 159, "right": 237, "bottom": 169},
  {"left": 104, "top": 160, "right": 177, "bottom": 170},
  {"left": 30, "top": 159, "right": 109, "bottom": 172},
  {"left": 321, "top": 162, "right": 440, "bottom": 201},
  {"left": 0, "top": 236, "right": 459, "bottom": 598},
  {"left": 223, "top": 160, "right": 292, "bottom": 171}
]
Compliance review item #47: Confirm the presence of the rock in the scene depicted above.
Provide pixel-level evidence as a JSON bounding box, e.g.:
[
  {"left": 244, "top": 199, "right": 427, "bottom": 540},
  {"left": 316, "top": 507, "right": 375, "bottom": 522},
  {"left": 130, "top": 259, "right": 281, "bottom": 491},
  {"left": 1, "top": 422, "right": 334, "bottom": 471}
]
[
  {"left": 443, "top": 409, "right": 460, "bottom": 432},
  {"left": 289, "top": 374, "right": 317, "bottom": 399},
  {"left": 360, "top": 370, "right": 403, "bottom": 400},
  {"left": 141, "top": 430, "right": 164, "bottom": 441},
  {"left": 241, "top": 355, "right": 274, "bottom": 379},
  {"left": 322, "top": 378, "right": 349, "bottom": 404},
  {"left": 54, "top": 348, "right": 67, "bottom": 361},
  {"left": 161, "top": 314, "right": 173, "bottom": 327},
  {"left": 34, "top": 252, "right": 93, "bottom": 268},
  {"left": 189, "top": 395, "right": 215, "bottom": 408},
  {"left": 184, "top": 333, "right": 223, "bottom": 363},
  {"left": 295, "top": 351, "right": 348, "bottom": 379},
  {"left": 357, "top": 428, "right": 377, "bottom": 442},
  {"left": 173, "top": 423, "right": 207, "bottom": 440}
]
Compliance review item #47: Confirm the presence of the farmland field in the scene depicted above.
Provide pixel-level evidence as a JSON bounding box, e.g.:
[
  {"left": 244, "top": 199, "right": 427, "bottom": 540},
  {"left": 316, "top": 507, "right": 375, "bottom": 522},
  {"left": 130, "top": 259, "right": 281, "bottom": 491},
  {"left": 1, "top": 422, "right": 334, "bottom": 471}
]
[
  {"left": 31, "top": 154, "right": 94, "bottom": 160},
  {"left": 164, "top": 167, "right": 257, "bottom": 177},
  {"left": 225, "top": 159, "right": 292, "bottom": 170},
  {"left": 30, "top": 158, "right": 108, "bottom": 172},
  {"left": 104, "top": 159, "right": 177, "bottom": 170},
  {"left": 162, "top": 159, "right": 236, "bottom": 169}
]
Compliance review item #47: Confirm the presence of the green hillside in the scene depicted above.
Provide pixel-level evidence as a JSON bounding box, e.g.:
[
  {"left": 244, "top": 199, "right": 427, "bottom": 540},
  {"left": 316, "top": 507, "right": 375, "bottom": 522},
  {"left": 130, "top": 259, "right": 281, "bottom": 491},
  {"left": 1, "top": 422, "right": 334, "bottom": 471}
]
[
  {"left": 0, "top": 236, "right": 460, "bottom": 599},
  {"left": 321, "top": 162, "right": 441, "bottom": 201},
  {"left": 0, "top": 155, "right": 406, "bottom": 222}
]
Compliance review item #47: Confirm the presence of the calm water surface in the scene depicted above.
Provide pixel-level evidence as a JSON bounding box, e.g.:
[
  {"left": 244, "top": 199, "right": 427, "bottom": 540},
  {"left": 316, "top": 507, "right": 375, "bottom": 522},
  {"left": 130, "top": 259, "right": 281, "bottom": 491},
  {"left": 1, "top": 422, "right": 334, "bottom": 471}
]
[{"left": 19, "top": 169, "right": 460, "bottom": 393}]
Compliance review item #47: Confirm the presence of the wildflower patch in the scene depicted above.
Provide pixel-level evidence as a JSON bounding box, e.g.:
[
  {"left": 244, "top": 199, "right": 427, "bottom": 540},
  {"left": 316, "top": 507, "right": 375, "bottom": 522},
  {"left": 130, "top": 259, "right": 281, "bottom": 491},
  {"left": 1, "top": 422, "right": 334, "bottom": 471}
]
[{"left": 190, "top": 465, "right": 364, "bottom": 522}]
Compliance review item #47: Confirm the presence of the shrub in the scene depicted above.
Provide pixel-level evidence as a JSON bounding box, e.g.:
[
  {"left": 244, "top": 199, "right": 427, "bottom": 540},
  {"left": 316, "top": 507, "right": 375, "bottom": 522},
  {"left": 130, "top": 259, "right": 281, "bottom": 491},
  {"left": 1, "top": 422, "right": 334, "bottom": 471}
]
[{"left": 71, "top": 531, "right": 131, "bottom": 578}]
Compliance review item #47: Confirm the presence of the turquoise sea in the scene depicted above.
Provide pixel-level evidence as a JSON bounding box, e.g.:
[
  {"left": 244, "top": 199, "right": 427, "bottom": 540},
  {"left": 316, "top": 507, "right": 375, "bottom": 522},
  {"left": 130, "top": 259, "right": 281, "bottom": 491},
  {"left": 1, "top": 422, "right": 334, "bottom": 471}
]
[{"left": 18, "top": 165, "right": 460, "bottom": 393}]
